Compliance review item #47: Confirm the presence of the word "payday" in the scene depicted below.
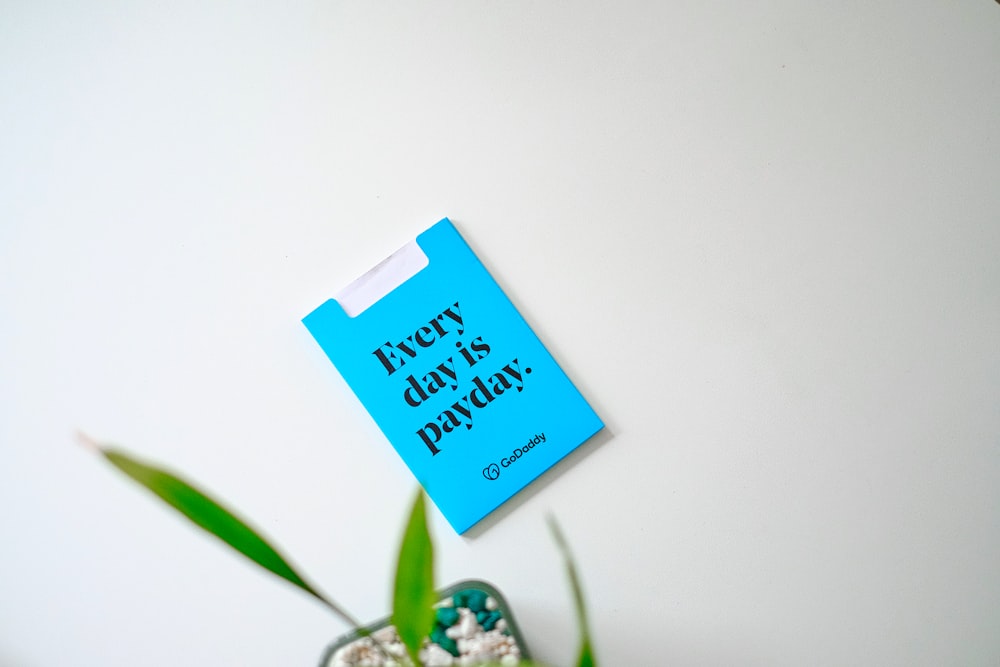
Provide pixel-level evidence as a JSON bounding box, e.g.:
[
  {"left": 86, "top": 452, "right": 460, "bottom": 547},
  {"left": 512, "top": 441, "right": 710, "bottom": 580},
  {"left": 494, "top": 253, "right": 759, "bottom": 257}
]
[{"left": 415, "top": 357, "right": 531, "bottom": 455}]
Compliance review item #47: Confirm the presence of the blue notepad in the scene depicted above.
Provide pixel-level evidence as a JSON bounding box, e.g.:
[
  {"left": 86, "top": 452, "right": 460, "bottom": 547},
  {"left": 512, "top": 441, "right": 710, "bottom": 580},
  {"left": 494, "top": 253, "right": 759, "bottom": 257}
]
[{"left": 303, "top": 219, "right": 603, "bottom": 533}]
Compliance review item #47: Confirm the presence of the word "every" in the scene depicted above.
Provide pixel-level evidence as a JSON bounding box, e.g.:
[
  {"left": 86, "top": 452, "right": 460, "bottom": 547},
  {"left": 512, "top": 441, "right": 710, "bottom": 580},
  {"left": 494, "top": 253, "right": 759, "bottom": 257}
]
[{"left": 372, "top": 302, "right": 464, "bottom": 376}]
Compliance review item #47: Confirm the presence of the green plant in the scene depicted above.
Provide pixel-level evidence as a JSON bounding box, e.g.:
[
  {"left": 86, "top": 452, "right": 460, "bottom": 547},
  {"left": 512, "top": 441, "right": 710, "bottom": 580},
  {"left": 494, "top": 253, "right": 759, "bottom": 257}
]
[{"left": 82, "top": 434, "right": 597, "bottom": 667}]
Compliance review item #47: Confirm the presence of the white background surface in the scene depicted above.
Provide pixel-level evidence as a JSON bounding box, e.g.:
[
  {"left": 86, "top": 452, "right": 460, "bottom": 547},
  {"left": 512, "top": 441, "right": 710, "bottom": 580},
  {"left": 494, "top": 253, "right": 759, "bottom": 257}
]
[{"left": 2, "top": 2, "right": 999, "bottom": 665}]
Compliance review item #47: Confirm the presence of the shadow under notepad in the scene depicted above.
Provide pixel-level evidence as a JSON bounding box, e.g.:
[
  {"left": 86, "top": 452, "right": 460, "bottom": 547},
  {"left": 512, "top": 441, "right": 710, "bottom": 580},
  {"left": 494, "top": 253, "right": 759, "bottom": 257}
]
[{"left": 461, "top": 427, "right": 614, "bottom": 540}]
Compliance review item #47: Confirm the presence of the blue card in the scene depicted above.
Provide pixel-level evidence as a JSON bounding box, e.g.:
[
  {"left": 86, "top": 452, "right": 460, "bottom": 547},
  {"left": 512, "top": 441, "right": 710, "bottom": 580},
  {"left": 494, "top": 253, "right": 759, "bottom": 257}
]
[{"left": 303, "top": 219, "right": 603, "bottom": 533}]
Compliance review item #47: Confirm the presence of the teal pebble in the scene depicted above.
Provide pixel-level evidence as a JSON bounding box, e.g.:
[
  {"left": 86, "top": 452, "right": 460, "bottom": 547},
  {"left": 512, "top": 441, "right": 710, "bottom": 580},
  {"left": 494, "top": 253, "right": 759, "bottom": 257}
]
[
  {"left": 430, "top": 626, "right": 459, "bottom": 657},
  {"left": 438, "top": 634, "right": 459, "bottom": 657},
  {"left": 436, "top": 607, "right": 460, "bottom": 626},
  {"left": 466, "top": 589, "right": 488, "bottom": 613},
  {"left": 452, "top": 591, "right": 469, "bottom": 608},
  {"left": 476, "top": 610, "right": 489, "bottom": 624},
  {"left": 482, "top": 610, "right": 502, "bottom": 631}
]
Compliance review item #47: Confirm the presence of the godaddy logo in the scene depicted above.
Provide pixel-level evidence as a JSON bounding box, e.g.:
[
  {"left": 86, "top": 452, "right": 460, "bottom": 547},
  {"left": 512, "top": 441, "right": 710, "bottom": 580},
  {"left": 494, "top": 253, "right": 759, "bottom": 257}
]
[{"left": 482, "top": 433, "right": 546, "bottom": 481}]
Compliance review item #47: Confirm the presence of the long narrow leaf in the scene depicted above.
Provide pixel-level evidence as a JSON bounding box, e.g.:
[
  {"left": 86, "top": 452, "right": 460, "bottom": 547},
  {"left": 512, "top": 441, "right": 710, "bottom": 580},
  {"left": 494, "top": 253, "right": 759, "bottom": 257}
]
[
  {"left": 85, "top": 436, "right": 362, "bottom": 630},
  {"left": 392, "top": 489, "right": 436, "bottom": 666},
  {"left": 547, "top": 517, "right": 598, "bottom": 667}
]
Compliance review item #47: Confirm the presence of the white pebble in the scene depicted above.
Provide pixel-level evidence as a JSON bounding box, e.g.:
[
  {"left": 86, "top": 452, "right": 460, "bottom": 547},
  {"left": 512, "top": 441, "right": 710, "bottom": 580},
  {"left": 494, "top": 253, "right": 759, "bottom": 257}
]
[
  {"left": 421, "top": 644, "right": 456, "bottom": 667},
  {"left": 373, "top": 627, "right": 399, "bottom": 643},
  {"left": 446, "top": 608, "right": 481, "bottom": 640}
]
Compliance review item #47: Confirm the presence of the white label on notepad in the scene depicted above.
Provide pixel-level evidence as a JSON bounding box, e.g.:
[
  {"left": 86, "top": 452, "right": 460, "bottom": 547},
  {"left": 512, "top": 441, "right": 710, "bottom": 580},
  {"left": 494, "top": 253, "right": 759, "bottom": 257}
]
[{"left": 335, "top": 239, "right": 429, "bottom": 317}]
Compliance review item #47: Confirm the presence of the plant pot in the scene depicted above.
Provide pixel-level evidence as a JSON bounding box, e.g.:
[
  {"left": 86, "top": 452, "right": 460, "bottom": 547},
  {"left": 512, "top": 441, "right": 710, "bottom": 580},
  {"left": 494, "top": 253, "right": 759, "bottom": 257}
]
[{"left": 320, "top": 579, "right": 531, "bottom": 667}]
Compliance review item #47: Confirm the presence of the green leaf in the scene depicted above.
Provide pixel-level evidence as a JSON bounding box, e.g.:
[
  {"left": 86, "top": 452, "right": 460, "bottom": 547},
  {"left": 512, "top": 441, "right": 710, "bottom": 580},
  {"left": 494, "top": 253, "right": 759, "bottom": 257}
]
[
  {"left": 88, "top": 438, "right": 362, "bottom": 630},
  {"left": 547, "top": 517, "right": 597, "bottom": 667},
  {"left": 576, "top": 640, "right": 596, "bottom": 667},
  {"left": 392, "top": 489, "right": 436, "bottom": 666}
]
